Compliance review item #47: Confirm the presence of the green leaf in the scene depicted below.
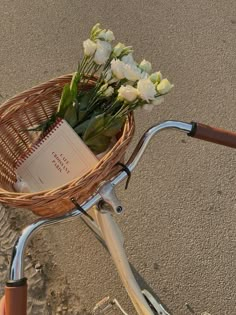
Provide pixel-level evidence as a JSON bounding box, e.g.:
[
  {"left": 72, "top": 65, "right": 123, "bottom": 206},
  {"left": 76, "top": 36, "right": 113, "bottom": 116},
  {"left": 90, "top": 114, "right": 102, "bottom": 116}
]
[
  {"left": 78, "top": 109, "right": 87, "bottom": 122},
  {"left": 82, "top": 114, "right": 125, "bottom": 154},
  {"left": 27, "top": 114, "right": 57, "bottom": 133},
  {"left": 70, "top": 72, "right": 79, "bottom": 99},
  {"left": 74, "top": 119, "right": 91, "bottom": 136},
  {"left": 82, "top": 114, "right": 105, "bottom": 142},
  {"left": 85, "top": 134, "right": 111, "bottom": 154},
  {"left": 103, "top": 116, "right": 125, "bottom": 137},
  {"left": 77, "top": 91, "right": 93, "bottom": 122},
  {"left": 57, "top": 73, "right": 80, "bottom": 118},
  {"left": 79, "top": 90, "right": 94, "bottom": 108},
  {"left": 64, "top": 104, "right": 78, "bottom": 128},
  {"left": 73, "top": 98, "right": 80, "bottom": 117},
  {"left": 57, "top": 84, "right": 73, "bottom": 117}
]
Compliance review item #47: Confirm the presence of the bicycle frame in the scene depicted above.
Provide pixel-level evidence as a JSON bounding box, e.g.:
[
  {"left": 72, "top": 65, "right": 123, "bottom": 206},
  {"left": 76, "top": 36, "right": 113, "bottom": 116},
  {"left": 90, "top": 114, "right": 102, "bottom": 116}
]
[{"left": 5, "top": 119, "right": 236, "bottom": 314}]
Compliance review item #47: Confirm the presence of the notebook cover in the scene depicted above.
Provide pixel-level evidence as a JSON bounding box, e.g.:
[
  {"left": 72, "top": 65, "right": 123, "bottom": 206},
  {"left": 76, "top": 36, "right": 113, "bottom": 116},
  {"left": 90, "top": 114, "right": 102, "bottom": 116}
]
[{"left": 15, "top": 118, "right": 99, "bottom": 192}]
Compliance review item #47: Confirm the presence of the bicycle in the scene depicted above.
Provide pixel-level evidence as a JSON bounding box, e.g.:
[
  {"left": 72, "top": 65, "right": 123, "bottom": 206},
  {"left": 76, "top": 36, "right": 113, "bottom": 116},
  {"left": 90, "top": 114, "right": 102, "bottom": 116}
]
[{"left": 2, "top": 119, "right": 236, "bottom": 315}]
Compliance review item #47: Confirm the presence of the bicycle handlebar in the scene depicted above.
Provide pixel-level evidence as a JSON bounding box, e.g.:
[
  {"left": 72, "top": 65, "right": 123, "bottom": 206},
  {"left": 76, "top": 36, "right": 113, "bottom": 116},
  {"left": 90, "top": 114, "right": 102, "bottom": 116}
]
[
  {"left": 7, "top": 121, "right": 193, "bottom": 283},
  {"left": 5, "top": 120, "right": 236, "bottom": 315},
  {"left": 7, "top": 120, "right": 236, "bottom": 282},
  {"left": 189, "top": 121, "right": 236, "bottom": 149}
]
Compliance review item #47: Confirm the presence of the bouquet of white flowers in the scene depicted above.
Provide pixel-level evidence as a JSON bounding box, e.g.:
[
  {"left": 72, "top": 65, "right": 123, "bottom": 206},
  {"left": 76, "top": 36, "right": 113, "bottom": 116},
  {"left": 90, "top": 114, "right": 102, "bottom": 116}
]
[
  {"left": 0, "top": 22, "right": 174, "bottom": 216},
  {"left": 36, "top": 23, "right": 173, "bottom": 154}
]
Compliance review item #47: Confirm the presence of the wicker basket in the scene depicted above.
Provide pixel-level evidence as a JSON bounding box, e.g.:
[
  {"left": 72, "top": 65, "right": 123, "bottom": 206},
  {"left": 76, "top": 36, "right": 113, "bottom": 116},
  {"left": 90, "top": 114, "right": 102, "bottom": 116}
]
[{"left": 0, "top": 74, "right": 135, "bottom": 217}]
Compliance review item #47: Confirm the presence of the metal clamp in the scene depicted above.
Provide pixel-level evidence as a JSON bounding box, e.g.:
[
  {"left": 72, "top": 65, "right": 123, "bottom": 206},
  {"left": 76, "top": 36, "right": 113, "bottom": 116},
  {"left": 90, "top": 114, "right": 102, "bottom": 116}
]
[
  {"left": 98, "top": 182, "right": 124, "bottom": 214},
  {"left": 116, "top": 162, "right": 131, "bottom": 189}
]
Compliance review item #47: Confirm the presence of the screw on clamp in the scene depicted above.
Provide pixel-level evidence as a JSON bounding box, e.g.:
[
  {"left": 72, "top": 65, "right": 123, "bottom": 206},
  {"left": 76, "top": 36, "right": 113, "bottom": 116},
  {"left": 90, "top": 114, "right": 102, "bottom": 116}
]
[{"left": 98, "top": 182, "right": 124, "bottom": 214}]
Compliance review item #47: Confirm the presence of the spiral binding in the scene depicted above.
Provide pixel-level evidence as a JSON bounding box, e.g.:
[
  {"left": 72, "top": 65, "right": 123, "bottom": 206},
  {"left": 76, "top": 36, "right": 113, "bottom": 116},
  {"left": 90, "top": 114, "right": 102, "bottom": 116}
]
[{"left": 15, "top": 117, "right": 63, "bottom": 168}]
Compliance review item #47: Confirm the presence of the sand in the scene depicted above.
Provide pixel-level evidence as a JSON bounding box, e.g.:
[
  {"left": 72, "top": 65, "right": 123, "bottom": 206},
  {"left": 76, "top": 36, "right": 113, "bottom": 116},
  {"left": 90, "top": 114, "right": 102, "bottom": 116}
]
[{"left": 0, "top": 0, "right": 235, "bottom": 314}]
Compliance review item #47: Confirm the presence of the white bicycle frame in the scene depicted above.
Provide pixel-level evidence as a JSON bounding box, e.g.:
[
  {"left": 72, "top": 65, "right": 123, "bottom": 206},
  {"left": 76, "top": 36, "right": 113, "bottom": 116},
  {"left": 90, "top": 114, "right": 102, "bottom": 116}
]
[{"left": 7, "top": 121, "right": 193, "bottom": 315}]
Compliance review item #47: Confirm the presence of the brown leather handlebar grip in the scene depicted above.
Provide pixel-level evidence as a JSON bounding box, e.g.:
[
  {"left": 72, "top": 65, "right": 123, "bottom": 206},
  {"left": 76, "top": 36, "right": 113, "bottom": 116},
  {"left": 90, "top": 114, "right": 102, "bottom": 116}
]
[
  {"left": 5, "top": 279, "right": 27, "bottom": 315},
  {"left": 189, "top": 122, "right": 236, "bottom": 148}
]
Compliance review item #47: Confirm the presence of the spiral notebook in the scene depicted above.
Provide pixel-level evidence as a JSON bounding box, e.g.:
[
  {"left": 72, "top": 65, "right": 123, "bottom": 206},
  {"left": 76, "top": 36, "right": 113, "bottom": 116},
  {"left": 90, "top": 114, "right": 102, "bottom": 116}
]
[{"left": 15, "top": 118, "right": 99, "bottom": 192}]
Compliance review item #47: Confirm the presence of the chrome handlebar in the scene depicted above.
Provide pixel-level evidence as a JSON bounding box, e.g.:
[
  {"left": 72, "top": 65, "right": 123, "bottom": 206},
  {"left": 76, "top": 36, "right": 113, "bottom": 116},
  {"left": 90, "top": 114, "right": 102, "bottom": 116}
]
[
  {"left": 127, "top": 121, "right": 192, "bottom": 171},
  {"left": 9, "top": 120, "right": 193, "bottom": 280}
]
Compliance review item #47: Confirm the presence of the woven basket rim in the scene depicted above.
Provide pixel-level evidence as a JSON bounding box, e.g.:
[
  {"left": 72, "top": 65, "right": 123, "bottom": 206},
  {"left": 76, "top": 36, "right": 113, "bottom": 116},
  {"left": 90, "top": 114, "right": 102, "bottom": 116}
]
[
  {"left": 0, "top": 117, "right": 132, "bottom": 198},
  {"left": 0, "top": 74, "right": 135, "bottom": 201},
  {"left": 0, "top": 74, "right": 96, "bottom": 121}
]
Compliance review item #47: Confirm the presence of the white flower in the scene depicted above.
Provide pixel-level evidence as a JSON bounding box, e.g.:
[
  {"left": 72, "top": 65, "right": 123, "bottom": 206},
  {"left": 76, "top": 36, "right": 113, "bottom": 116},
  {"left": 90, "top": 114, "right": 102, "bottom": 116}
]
[
  {"left": 105, "top": 30, "right": 115, "bottom": 41},
  {"left": 139, "top": 59, "right": 152, "bottom": 74},
  {"left": 142, "top": 96, "right": 164, "bottom": 112},
  {"left": 118, "top": 85, "right": 139, "bottom": 102},
  {"left": 97, "top": 30, "right": 106, "bottom": 39},
  {"left": 94, "top": 50, "right": 108, "bottom": 65},
  {"left": 99, "top": 83, "right": 108, "bottom": 93},
  {"left": 94, "top": 39, "right": 112, "bottom": 65},
  {"left": 113, "top": 43, "right": 133, "bottom": 58},
  {"left": 98, "top": 29, "right": 115, "bottom": 42},
  {"left": 143, "top": 104, "right": 154, "bottom": 112},
  {"left": 104, "top": 69, "right": 118, "bottom": 83},
  {"left": 83, "top": 39, "right": 97, "bottom": 56},
  {"left": 113, "top": 43, "right": 126, "bottom": 57},
  {"left": 151, "top": 96, "right": 164, "bottom": 105},
  {"left": 111, "top": 59, "right": 126, "bottom": 79},
  {"left": 99, "top": 84, "right": 114, "bottom": 97},
  {"left": 156, "top": 79, "right": 174, "bottom": 94},
  {"left": 90, "top": 23, "right": 102, "bottom": 39},
  {"left": 123, "top": 64, "right": 142, "bottom": 81},
  {"left": 111, "top": 59, "right": 142, "bottom": 81},
  {"left": 109, "top": 77, "right": 119, "bottom": 84},
  {"left": 91, "top": 23, "right": 102, "bottom": 35},
  {"left": 149, "top": 71, "right": 162, "bottom": 84},
  {"left": 137, "top": 79, "right": 156, "bottom": 102},
  {"left": 121, "top": 53, "right": 136, "bottom": 65},
  {"left": 104, "top": 86, "right": 114, "bottom": 97},
  {"left": 140, "top": 71, "right": 149, "bottom": 79},
  {"left": 104, "top": 69, "right": 112, "bottom": 82}
]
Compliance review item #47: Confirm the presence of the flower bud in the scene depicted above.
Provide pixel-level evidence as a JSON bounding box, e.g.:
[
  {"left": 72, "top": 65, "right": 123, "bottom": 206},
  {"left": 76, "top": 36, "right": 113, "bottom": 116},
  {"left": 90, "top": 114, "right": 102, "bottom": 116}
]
[
  {"left": 149, "top": 71, "right": 162, "bottom": 84},
  {"left": 139, "top": 59, "right": 152, "bottom": 74},
  {"left": 98, "top": 29, "right": 115, "bottom": 42},
  {"left": 99, "top": 83, "right": 108, "bottom": 94},
  {"left": 151, "top": 96, "right": 164, "bottom": 106},
  {"left": 104, "top": 86, "right": 114, "bottom": 97},
  {"left": 156, "top": 79, "right": 174, "bottom": 95},
  {"left": 121, "top": 53, "right": 136, "bottom": 65},
  {"left": 104, "top": 69, "right": 112, "bottom": 82},
  {"left": 90, "top": 23, "right": 102, "bottom": 39},
  {"left": 118, "top": 85, "right": 139, "bottom": 102},
  {"left": 83, "top": 39, "right": 97, "bottom": 56},
  {"left": 105, "top": 30, "right": 115, "bottom": 42},
  {"left": 113, "top": 43, "right": 126, "bottom": 57},
  {"left": 142, "top": 104, "right": 154, "bottom": 112},
  {"left": 142, "top": 96, "right": 164, "bottom": 111},
  {"left": 121, "top": 46, "right": 133, "bottom": 57}
]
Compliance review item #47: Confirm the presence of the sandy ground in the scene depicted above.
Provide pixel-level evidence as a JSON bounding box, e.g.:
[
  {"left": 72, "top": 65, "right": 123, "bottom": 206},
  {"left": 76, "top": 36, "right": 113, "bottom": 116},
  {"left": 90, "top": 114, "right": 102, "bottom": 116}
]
[{"left": 0, "top": 1, "right": 236, "bottom": 314}]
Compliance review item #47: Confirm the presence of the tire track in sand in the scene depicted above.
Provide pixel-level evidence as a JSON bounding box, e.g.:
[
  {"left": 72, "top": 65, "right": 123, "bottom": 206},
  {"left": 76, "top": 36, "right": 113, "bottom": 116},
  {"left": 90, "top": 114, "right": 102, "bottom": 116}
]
[{"left": 0, "top": 205, "right": 86, "bottom": 314}]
